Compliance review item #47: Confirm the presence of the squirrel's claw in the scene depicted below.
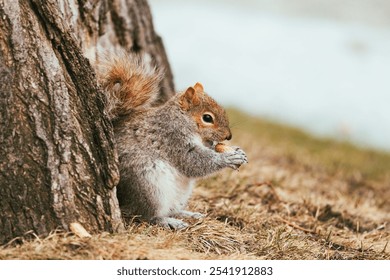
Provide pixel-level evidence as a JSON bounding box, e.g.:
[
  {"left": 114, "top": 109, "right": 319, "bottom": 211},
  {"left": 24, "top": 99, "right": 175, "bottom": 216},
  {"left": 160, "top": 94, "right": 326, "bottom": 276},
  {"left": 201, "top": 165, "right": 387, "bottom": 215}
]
[{"left": 151, "top": 217, "right": 189, "bottom": 230}]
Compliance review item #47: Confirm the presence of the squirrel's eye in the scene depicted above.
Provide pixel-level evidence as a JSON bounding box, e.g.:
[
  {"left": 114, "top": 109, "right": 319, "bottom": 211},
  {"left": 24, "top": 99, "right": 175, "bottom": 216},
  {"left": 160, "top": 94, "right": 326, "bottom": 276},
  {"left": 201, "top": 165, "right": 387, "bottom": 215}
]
[{"left": 202, "top": 114, "right": 214, "bottom": 124}]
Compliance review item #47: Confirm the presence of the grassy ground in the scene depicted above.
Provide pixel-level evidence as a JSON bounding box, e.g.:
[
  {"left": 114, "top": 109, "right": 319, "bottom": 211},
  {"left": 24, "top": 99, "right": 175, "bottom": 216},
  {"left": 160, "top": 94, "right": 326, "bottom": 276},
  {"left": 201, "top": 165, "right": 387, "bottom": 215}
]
[{"left": 1, "top": 109, "right": 389, "bottom": 259}]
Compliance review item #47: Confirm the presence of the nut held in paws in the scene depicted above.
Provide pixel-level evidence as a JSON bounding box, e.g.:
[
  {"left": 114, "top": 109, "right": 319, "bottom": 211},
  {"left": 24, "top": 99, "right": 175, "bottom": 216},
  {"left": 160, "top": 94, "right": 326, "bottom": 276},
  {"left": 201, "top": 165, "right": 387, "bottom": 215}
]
[
  {"left": 215, "top": 143, "right": 244, "bottom": 170},
  {"left": 215, "top": 143, "right": 234, "bottom": 153}
]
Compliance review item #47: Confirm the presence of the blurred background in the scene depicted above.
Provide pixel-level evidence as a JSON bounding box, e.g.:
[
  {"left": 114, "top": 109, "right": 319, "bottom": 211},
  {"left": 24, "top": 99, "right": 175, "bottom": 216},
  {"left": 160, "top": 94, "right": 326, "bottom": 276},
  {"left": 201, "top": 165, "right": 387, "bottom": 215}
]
[{"left": 149, "top": 0, "right": 390, "bottom": 152}]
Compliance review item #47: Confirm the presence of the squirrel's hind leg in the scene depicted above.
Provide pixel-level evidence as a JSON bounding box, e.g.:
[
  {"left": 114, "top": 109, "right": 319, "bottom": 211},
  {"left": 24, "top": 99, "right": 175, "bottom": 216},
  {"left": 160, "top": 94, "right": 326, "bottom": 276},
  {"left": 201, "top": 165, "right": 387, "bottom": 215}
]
[
  {"left": 151, "top": 217, "right": 188, "bottom": 230},
  {"left": 175, "top": 210, "right": 204, "bottom": 219}
]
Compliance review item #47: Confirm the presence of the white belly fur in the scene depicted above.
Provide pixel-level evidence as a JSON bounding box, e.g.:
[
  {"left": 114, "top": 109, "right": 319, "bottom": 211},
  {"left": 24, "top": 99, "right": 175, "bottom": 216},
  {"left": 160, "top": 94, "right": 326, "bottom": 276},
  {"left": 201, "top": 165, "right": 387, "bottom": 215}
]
[{"left": 146, "top": 159, "right": 195, "bottom": 217}]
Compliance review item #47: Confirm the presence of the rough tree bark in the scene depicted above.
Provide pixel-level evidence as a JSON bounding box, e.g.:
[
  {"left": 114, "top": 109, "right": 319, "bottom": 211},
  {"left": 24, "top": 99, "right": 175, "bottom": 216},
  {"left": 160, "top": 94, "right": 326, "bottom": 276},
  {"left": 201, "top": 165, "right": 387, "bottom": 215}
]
[{"left": 0, "top": 0, "right": 174, "bottom": 244}]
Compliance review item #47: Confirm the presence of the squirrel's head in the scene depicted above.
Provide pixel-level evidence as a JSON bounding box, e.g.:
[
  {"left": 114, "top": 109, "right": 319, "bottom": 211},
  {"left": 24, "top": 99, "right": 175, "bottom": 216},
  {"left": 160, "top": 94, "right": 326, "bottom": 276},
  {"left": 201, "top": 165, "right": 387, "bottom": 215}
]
[{"left": 179, "top": 82, "right": 232, "bottom": 148}]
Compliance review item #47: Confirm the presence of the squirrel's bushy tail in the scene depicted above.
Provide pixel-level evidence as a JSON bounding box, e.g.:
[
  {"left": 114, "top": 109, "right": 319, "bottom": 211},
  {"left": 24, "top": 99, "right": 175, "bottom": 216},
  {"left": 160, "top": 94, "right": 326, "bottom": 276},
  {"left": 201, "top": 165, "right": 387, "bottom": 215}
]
[{"left": 95, "top": 51, "right": 164, "bottom": 119}]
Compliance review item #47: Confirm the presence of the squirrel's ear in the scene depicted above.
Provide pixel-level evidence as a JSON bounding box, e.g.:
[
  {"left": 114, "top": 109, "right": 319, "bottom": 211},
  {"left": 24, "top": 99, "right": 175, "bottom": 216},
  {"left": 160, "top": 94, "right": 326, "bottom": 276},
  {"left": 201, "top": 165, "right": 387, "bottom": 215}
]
[
  {"left": 194, "top": 82, "right": 204, "bottom": 92},
  {"left": 180, "top": 87, "right": 200, "bottom": 110}
]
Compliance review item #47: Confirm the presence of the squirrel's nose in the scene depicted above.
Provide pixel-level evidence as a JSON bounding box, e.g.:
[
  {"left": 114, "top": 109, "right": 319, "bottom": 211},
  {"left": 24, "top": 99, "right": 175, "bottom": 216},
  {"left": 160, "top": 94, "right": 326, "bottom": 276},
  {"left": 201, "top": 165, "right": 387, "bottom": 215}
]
[{"left": 225, "top": 132, "right": 232, "bottom": 141}]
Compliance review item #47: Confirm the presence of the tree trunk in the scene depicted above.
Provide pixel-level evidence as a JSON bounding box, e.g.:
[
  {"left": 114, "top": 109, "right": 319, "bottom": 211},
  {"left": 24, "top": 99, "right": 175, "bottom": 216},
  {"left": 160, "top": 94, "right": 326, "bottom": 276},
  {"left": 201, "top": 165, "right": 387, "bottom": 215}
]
[{"left": 0, "top": 0, "right": 174, "bottom": 244}]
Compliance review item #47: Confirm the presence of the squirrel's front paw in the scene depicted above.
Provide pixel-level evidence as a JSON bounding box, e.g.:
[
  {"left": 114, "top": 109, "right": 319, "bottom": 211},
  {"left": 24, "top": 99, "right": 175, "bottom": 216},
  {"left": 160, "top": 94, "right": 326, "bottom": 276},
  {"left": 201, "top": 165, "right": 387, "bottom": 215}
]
[{"left": 222, "top": 147, "right": 248, "bottom": 170}]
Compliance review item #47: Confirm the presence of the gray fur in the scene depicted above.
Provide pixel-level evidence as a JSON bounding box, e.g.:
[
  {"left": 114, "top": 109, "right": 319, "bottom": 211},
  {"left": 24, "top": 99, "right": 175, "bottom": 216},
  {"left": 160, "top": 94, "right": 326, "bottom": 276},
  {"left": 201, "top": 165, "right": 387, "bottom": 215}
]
[{"left": 115, "top": 94, "right": 247, "bottom": 229}]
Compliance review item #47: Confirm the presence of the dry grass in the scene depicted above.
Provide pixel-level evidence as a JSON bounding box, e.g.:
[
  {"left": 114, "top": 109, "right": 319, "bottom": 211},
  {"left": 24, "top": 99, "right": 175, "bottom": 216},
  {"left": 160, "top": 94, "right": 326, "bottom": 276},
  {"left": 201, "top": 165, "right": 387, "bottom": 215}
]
[{"left": 1, "top": 109, "right": 389, "bottom": 260}]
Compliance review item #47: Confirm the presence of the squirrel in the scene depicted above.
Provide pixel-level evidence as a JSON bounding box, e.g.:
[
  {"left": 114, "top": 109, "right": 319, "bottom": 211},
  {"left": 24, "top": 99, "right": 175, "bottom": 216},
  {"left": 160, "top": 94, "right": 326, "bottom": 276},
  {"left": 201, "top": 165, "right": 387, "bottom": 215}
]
[{"left": 95, "top": 51, "right": 248, "bottom": 229}]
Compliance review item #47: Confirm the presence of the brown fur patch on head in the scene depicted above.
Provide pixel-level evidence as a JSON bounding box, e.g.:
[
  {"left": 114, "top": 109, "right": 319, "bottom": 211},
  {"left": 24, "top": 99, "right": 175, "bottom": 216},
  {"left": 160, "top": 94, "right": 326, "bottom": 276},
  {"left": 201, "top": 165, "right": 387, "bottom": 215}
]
[
  {"left": 179, "top": 84, "right": 232, "bottom": 144},
  {"left": 194, "top": 82, "right": 204, "bottom": 92},
  {"left": 179, "top": 86, "right": 200, "bottom": 111}
]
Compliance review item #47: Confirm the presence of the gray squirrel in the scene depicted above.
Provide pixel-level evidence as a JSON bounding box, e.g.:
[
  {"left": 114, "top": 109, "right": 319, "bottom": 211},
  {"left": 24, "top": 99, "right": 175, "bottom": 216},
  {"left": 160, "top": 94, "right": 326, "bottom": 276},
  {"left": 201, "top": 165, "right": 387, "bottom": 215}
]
[{"left": 96, "top": 52, "right": 248, "bottom": 229}]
